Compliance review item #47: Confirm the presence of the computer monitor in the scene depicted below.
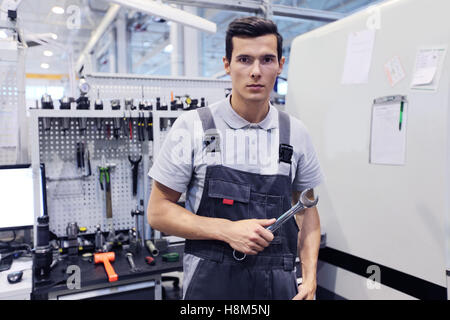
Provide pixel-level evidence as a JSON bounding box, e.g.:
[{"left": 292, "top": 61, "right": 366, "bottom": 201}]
[{"left": 0, "top": 164, "right": 45, "bottom": 231}]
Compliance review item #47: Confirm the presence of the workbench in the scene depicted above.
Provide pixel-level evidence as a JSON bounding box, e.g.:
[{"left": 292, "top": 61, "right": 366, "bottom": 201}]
[{"left": 31, "top": 243, "right": 183, "bottom": 300}]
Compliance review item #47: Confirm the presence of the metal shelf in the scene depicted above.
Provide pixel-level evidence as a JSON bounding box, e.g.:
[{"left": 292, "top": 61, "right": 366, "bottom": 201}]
[{"left": 29, "top": 109, "right": 185, "bottom": 118}]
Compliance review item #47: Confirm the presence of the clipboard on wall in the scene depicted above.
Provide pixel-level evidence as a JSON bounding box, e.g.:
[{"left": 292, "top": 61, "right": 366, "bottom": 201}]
[{"left": 369, "top": 95, "right": 408, "bottom": 165}]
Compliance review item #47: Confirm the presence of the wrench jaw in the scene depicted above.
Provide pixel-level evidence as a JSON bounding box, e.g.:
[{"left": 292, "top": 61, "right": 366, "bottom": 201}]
[
  {"left": 300, "top": 188, "right": 319, "bottom": 208},
  {"left": 267, "top": 188, "right": 318, "bottom": 233}
]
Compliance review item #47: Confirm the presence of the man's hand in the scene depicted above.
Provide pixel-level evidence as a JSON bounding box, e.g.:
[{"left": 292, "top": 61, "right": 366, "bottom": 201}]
[
  {"left": 292, "top": 281, "right": 317, "bottom": 300},
  {"left": 224, "top": 218, "right": 276, "bottom": 255}
]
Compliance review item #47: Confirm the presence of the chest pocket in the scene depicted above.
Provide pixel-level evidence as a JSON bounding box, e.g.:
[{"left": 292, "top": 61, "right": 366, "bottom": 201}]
[
  {"left": 208, "top": 179, "right": 250, "bottom": 221},
  {"left": 207, "top": 179, "right": 282, "bottom": 245}
]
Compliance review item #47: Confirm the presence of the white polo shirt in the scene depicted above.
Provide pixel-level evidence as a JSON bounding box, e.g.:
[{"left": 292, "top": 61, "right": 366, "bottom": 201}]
[{"left": 149, "top": 95, "right": 324, "bottom": 214}]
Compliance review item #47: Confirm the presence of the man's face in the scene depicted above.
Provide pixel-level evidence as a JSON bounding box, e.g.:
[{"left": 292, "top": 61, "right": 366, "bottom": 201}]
[{"left": 223, "top": 34, "right": 285, "bottom": 104}]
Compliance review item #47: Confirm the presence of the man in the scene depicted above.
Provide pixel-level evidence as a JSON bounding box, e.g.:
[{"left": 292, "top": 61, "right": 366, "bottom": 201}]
[{"left": 148, "top": 16, "right": 323, "bottom": 300}]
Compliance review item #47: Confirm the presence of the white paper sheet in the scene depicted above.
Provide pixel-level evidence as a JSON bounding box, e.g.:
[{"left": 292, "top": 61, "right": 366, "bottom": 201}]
[
  {"left": 410, "top": 46, "right": 447, "bottom": 92},
  {"left": 341, "top": 29, "right": 376, "bottom": 84},
  {"left": 411, "top": 50, "right": 439, "bottom": 85},
  {"left": 370, "top": 102, "right": 407, "bottom": 165},
  {"left": 384, "top": 56, "right": 405, "bottom": 87}
]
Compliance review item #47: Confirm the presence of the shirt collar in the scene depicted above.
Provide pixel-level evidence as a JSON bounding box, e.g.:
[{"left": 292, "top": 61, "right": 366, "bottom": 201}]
[{"left": 220, "top": 94, "right": 278, "bottom": 131}]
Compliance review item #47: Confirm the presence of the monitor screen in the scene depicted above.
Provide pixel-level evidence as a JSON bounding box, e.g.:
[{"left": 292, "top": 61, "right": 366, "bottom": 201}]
[{"left": 0, "top": 164, "right": 44, "bottom": 231}]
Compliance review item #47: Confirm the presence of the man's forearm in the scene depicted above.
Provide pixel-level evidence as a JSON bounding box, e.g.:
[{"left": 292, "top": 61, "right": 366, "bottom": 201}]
[
  {"left": 148, "top": 198, "right": 277, "bottom": 256},
  {"left": 298, "top": 207, "right": 321, "bottom": 284},
  {"left": 148, "top": 198, "right": 231, "bottom": 242}
]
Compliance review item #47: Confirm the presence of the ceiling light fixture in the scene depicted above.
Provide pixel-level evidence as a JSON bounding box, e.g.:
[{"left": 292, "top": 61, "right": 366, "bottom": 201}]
[
  {"left": 106, "top": 0, "right": 216, "bottom": 34},
  {"left": 52, "top": 6, "right": 65, "bottom": 15},
  {"left": 40, "top": 63, "right": 50, "bottom": 69},
  {"left": 43, "top": 50, "right": 53, "bottom": 57}
]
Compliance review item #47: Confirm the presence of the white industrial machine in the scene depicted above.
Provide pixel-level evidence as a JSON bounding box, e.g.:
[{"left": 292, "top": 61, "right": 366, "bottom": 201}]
[{"left": 287, "top": 0, "right": 449, "bottom": 300}]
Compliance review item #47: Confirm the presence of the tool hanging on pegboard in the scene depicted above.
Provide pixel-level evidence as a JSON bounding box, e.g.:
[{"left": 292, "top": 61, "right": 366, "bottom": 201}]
[
  {"left": 110, "top": 99, "right": 121, "bottom": 111},
  {"left": 128, "top": 155, "right": 142, "bottom": 197},
  {"left": 138, "top": 85, "right": 152, "bottom": 111},
  {"left": 137, "top": 112, "right": 145, "bottom": 142},
  {"left": 76, "top": 78, "right": 90, "bottom": 110},
  {"left": 94, "top": 89, "right": 103, "bottom": 110},
  {"left": 122, "top": 112, "right": 129, "bottom": 139},
  {"left": 146, "top": 112, "right": 153, "bottom": 141},
  {"left": 99, "top": 159, "right": 116, "bottom": 221},
  {"left": 40, "top": 94, "right": 53, "bottom": 132},
  {"left": 125, "top": 98, "right": 134, "bottom": 110}
]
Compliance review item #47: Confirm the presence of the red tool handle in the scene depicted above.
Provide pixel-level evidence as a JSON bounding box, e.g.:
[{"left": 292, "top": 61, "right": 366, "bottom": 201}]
[
  {"left": 129, "top": 120, "right": 133, "bottom": 140},
  {"left": 103, "top": 258, "right": 118, "bottom": 282},
  {"left": 145, "top": 256, "right": 155, "bottom": 265}
]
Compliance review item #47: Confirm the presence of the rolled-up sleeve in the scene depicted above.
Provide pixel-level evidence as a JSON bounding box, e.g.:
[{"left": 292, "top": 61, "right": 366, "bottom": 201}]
[
  {"left": 292, "top": 122, "right": 324, "bottom": 192},
  {"left": 149, "top": 112, "right": 196, "bottom": 193}
]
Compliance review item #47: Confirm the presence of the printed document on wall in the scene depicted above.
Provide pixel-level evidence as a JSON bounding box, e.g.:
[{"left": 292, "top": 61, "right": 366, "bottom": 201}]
[
  {"left": 341, "top": 29, "right": 376, "bottom": 84},
  {"left": 410, "top": 45, "right": 447, "bottom": 92},
  {"left": 370, "top": 102, "right": 407, "bottom": 165},
  {"left": 384, "top": 56, "right": 406, "bottom": 87}
]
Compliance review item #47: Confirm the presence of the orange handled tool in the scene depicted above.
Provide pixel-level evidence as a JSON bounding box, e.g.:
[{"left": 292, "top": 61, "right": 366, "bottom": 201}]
[{"left": 94, "top": 252, "right": 118, "bottom": 282}]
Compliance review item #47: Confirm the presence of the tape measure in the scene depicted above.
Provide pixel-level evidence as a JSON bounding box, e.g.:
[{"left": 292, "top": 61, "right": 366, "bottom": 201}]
[{"left": 162, "top": 252, "right": 179, "bottom": 262}]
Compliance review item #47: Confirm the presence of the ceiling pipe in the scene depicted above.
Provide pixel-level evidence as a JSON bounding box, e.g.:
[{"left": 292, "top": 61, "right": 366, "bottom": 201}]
[{"left": 75, "top": 4, "right": 121, "bottom": 74}]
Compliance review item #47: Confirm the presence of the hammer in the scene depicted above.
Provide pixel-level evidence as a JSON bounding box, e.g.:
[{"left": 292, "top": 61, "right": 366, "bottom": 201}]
[
  {"left": 94, "top": 252, "right": 118, "bottom": 282},
  {"left": 99, "top": 163, "right": 116, "bottom": 219}
]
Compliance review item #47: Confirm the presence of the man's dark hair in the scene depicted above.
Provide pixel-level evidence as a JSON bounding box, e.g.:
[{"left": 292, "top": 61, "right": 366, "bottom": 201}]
[{"left": 225, "top": 16, "right": 283, "bottom": 63}]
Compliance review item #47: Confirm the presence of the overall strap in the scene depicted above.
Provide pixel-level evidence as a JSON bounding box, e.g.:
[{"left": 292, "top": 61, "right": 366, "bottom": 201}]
[
  {"left": 197, "top": 106, "right": 217, "bottom": 132},
  {"left": 197, "top": 106, "right": 221, "bottom": 160},
  {"left": 278, "top": 109, "right": 291, "bottom": 146},
  {"left": 278, "top": 110, "right": 293, "bottom": 164}
]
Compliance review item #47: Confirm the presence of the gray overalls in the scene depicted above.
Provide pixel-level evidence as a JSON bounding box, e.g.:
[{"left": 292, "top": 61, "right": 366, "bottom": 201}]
[{"left": 184, "top": 106, "right": 299, "bottom": 300}]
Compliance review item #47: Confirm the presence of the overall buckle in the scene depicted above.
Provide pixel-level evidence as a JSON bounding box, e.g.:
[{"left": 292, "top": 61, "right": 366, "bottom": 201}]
[{"left": 279, "top": 144, "right": 293, "bottom": 164}]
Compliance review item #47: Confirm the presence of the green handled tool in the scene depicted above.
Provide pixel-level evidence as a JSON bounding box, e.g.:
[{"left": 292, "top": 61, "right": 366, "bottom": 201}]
[
  {"left": 99, "top": 166, "right": 113, "bottom": 219},
  {"left": 162, "top": 252, "right": 179, "bottom": 262}
]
